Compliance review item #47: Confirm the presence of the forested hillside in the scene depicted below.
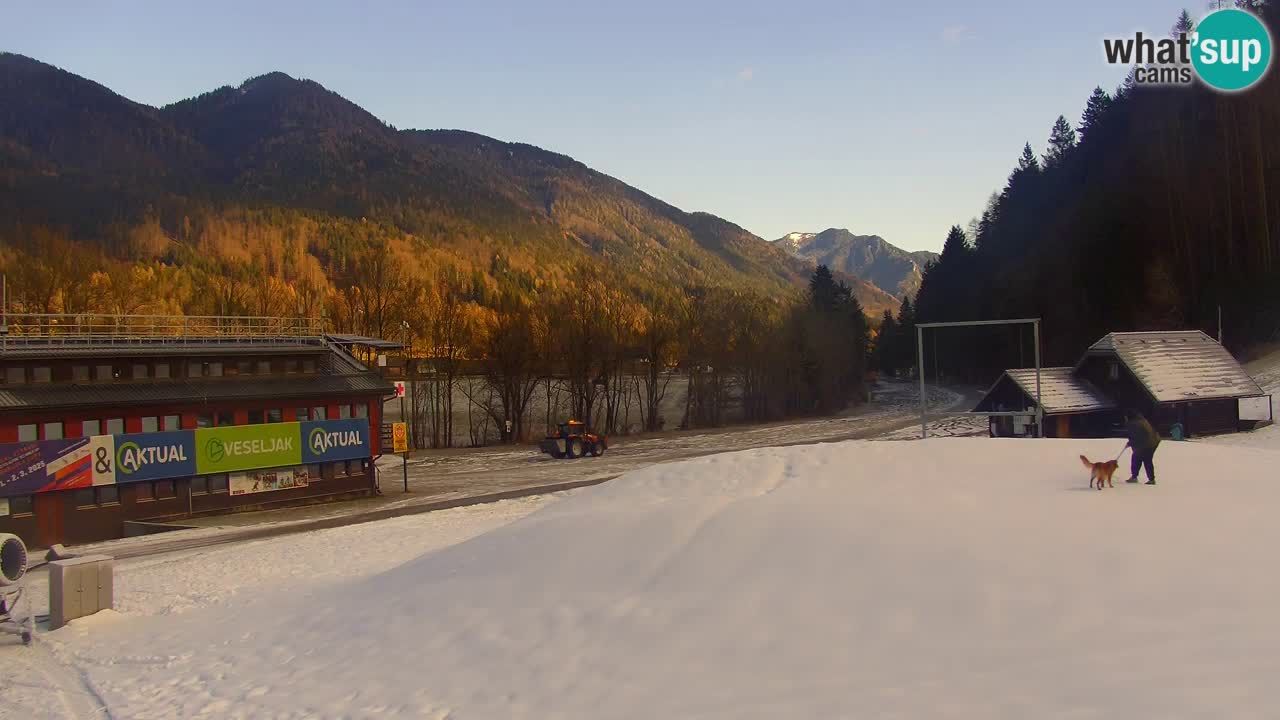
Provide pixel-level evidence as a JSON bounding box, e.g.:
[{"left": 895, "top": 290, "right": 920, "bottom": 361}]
[
  {"left": 0, "top": 53, "right": 896, "bottom": 327},
  {"left": 0, "top": 53, "right": 882, "bottom": 438},
  {"left": 899, "top": 2, "right": 1280, "bottom": 380}
]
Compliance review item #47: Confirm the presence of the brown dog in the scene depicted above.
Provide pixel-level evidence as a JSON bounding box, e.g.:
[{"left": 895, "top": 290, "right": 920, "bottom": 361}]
[{"left": 1080, "top": 455, "right": 1118, "bottom": 490}]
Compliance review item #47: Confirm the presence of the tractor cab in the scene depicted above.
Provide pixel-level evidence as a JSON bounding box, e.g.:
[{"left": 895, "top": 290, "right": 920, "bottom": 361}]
[{"left": 556, "top": 420, "right": 586, "bottom": 437}]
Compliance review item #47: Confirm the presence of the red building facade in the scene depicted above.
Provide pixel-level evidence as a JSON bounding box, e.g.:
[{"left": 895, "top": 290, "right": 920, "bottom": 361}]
[{"left": 0, "top": 318, "right": 395, "bottom": 547}]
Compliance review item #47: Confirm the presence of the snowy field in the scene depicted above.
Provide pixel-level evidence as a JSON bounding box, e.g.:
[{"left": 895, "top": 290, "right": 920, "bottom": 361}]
[{"left": 9, "top": 435, "right": 1280, "bottom": 719}]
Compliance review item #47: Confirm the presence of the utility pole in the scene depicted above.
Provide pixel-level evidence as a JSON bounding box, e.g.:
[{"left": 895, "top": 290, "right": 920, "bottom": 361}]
[{"left": 400, "top": 320, "right": 410, "bottom": 434}]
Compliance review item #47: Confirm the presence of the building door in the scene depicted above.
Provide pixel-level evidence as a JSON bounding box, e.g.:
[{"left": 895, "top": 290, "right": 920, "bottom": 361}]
[
  {"left": 1056, "top": 416, "right": 1071, "bottom": 438},
  {"left": 33, "top": 493, "right": 65, "bottom": 548}
]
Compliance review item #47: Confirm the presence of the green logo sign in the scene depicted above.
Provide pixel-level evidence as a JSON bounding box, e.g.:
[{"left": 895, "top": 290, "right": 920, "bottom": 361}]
[
  {"left": 1191, "top": 9, "right": 1272, "bottom": 92},
  {"left": 195, "top": 423, "right": 302, "bottom": 474}
]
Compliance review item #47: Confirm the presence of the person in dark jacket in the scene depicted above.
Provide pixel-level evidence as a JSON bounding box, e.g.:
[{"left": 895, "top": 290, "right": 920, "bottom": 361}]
[{"left": 1122, "top": 409, "right": 1161, "bottom": 485}]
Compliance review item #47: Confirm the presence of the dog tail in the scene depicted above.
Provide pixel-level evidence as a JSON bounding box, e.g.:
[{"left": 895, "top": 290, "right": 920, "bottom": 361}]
[{"left": 1079, "top": 454, "right": 1093, "bottom": 468}]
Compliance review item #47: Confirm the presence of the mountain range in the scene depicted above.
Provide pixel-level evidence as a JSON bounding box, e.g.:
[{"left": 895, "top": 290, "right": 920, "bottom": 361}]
[
  {"left": 0, "top": 53, "right": 898, "bottom": 318},
  {"left": 773, "top": 229, "right": 937, "bottom": 301}
]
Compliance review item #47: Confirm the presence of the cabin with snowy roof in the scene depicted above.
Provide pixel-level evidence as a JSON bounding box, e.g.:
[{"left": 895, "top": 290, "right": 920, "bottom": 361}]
[{"left": 974, "top": 330, "right": 1272, "bottom": 439}]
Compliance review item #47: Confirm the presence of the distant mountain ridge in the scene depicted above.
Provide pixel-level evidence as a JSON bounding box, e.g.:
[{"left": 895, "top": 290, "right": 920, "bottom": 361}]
[
  {"left": 0, "top": 52, "right": 899, "bottom": 319},
  {"left": 772, "top": 229, "right": 938, "bottom": 300}
]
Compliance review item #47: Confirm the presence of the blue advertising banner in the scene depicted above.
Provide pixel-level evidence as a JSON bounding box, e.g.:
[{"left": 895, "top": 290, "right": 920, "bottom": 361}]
[
  {"left": 301, "top": 419, "right": 371, "bottom": 464},
  {"left": 109, "top": 430, "right": 197, "bottom": 484},
  {"left": 0, "top": 438, "right": 92, "bottom": 498}
]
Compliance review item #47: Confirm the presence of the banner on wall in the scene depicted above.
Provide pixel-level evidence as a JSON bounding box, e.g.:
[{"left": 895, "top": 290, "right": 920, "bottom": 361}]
[
  {"left": 89, "top": 435, "right": 115, "bottom": 486},
  {"left": 110, "top": 430, "right": 197, "bottom": 483},
  {"left": 229, "top": 466, "right": 311, "bottom": 496},
  {"left": 0, "top": 419, "right": 371, "bottom": 498},
  {"left": 195, "top": 423, "right": 303, "bottom": 474},
  {"left": 301, "top": 419, "right": 370, "bottom": 464},
  {"left": 0, "top": 438, "right": 92, "bottom": 497}
]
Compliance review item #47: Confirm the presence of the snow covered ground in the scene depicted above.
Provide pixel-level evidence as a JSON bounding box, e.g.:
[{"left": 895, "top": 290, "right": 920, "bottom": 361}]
[
  {"left": 10, "top": 436, "right": 1280, "bottom": 718},
  {"left": 3, "top": 494, "right": 561, "bottom": 719}
]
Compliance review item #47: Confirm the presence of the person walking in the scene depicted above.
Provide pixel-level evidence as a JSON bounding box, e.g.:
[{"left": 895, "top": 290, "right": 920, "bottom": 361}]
[{"left": 1122, "top": 409, "right": 1160, "bottom": 485}]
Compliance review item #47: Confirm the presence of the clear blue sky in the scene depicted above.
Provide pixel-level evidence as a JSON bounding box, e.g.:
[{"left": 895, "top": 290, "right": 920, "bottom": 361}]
[{"left": 4, "top": 0, "right": 1198, "bottom": 252}]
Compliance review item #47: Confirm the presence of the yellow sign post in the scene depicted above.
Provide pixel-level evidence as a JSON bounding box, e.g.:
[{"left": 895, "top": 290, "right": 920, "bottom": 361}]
[
  {"left": 391, "top": 421, "right": 409, "bottom": 492},
  {"left": 392, "top": 422, "right": 408, "bottom": 454}
]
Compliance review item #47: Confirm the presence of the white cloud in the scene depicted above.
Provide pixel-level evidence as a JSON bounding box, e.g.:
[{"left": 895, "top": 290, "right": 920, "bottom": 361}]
[
  {"left": 737, "top": 67, "right": 754, "bottom": 82},
  {"left": 941, "top": 25, "right": 976, "bottom": 45}
]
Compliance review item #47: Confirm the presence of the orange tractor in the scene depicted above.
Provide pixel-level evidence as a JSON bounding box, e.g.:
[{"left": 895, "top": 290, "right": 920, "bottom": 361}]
[{"left": 539, "top": 420, "right": 608, "bottom": 459}]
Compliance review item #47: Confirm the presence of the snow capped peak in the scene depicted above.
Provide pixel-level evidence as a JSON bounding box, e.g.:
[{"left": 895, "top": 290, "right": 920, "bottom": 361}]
[{"left": 775, "top": 232, "right": 817, "bottom": 251}]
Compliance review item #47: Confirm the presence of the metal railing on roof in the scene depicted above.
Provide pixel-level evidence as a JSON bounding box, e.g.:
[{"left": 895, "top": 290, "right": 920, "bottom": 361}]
[{"left": 0, "top": 313, "right": 326, "bottom": 353}]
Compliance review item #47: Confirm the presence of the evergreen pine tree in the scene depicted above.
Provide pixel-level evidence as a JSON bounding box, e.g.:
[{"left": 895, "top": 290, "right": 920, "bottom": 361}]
[
  {"left": 1017, "top": 143, "right": 1040, "bottom": 173},
  {"left": 876, "top": 310, "right": 897, "bottom": 375},
  {"left": 808, "top": 265, "right": 839, "bottom": 312},
  {"left": 1172, "top": 9, "right": 1194, "bottom": 38},
  {"left": 1079, "top": 87, "right": 1112, "bottom": 143},
  {"left": 939, "top": 224, "right": 971, "bottom": 264},
  {"left": 894, "top": 296, "right": 916, "bottom": 374},
  {"left": 1044, "top": 116, "right": 1078, "bottom": 167}
]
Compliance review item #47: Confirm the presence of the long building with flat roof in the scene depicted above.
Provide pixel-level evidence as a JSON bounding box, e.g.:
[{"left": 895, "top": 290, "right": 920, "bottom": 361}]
[{"left": 0, "top": 314, "right": 396, "bottom": 548}]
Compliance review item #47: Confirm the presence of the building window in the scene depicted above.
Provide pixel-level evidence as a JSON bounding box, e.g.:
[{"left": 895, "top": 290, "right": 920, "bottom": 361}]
[
  {"left": 155, "top": 363, "right": 171, "bottom": 379},
  {"left": 208, "top": 474, "right": 229, "bottom": 494},
  {"left": 216, "top": 411, "right": 235, "bottom": 427},
  {"left": 42, "top": 422, "right": 64, "bottom": 440},
  {"left": 95, "top": 365, "right": 114, "bottom": 381},
  {"left": 83, "top": 419, "right": 102, "bottom": 437},
  {"left": 236, "top": 361, "right": 253, "bottom": 375},
  {"left": 32, "top": 367, "right": 52, "bottom": 383},
  {"left": 1108, "top": 362, "right": 1119, "bottom": 381},
  {"left": 312, "top": 406, "right": 326, "bottom": 421},
  {"left": 257, "top": 360, "right": 272, "bottom": 375},
  {"left": 339, "top": 405, "right": 352, "bottom": 419},
  {"left": 197, "top": 414, "right": 213, "bottom": 429},
  {"left": 302, "top": 359, "right": 317, "bottom": 374},
  {"left": 296, "top": 407, "right": 310, "bottom": 422},
  {"left": 267, "top": 408, "right": 283, "bottom": 423},
  {"left": 355, "top": 403, "right": 369, "bottom": 419},
  {"left": 18, "top": 424, "right": 37, "bottom": 442},
  {"left": 207, "top": 362, "right": 223, "bottom": 377},
  {"left": 74, "top": 488, "right": 97, "bottom": 508},
  {"left": 9, "top": 496, "right": 32, "bottom": 516},
  {"left": 5, "top": 367, "right": 25, "bottom": 385},
  {"left": 140, "top": 416, "right": 159, "bottom": 433},
  {"left": 248, "top": 409, "right": 265, "bottom": 425},
  {"left": 285, "top": 359, "right": 299, "bottom": 374},
  {"left": 163, "top": 415, "right": 180, "bottom": 431},
  {"left": 132, "top": 364, "right": 148, "bottom": 380},
  {"left": 72, "top": 365, "right": 90, "bottom": 382},
  {"left": 191, "top": 477, "right": 209, "bottom": 495},
  {"left": 96, "top": 486, "right": 119, "bottom": 505},
  {"left": 106, "top": 418, "right": 125, "bottom": 435},
  {"left": 188, "top": 362, "right": 203, "bottom": 378},
  {"left": 155, "top": 480, "right": 176, "bottom": 499},
  {"left": 136, "top": 482, "right": 155, "bottom": 501}
]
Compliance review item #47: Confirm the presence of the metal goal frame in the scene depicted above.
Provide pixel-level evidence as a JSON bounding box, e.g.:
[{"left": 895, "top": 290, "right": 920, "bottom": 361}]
[{"left": 916, "top": 318, "right": 1042, "bottom": 439}]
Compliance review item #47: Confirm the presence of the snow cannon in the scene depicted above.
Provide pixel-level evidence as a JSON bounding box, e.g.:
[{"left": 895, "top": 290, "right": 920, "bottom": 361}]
[{"left": 0, "top": 534, "right": 28, "bottom": 587}]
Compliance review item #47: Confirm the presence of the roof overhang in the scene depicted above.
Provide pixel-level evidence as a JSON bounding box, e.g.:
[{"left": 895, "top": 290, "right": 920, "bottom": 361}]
[{"left": 326, "top": 334, "right": 404, "bottom": 350}]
